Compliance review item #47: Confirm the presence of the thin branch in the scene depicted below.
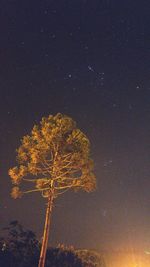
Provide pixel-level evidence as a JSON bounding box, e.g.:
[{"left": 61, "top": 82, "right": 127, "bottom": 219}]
[
  {"left": 62, "top": 152, "right": 72, "bottom": 158},
  {"left": 56, "top": 187, "right": 70, "bottom": 195},
  {"left": 22, "top": 178, "right": 38, "bottom": 182},
  {"left": 40, "top": 161, "right": 51, "bottom": 171},
  {"left": 23, "top": 187, "right": 50, "bottom": 194},
  {"left": 54, "top": 184, "right": 83, "bottom": 190},
  {"left": 54, "top": 168, "right": 80, "bottom": 179},
  {"left": 59, "top": 162, "right": 82, "bottom": 171},
  {"left": 56, "top": 161, "right": 74, "bottom": 170},
  {"left": 53, "top": 176, "right": 81, "bottom": 183}
]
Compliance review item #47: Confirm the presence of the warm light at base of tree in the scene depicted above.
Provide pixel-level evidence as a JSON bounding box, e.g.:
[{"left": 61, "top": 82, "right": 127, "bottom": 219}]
[{"left": 104, "top": 250, "right": 149, "bottom": 267}]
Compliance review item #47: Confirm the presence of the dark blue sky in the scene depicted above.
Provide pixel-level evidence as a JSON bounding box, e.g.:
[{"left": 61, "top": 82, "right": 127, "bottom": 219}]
[{"left": 0, "top": 0, "right": 150, "bottom": 252}]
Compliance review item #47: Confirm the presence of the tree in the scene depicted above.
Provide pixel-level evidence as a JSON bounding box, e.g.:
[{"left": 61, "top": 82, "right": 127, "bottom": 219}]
[
  {"left": 0, "top": 221, "right": 39, "bottom": 267},
  {"left": 75, "top": 249, "right": 107, "bottom": 267},
  {"left": 45, "top": 245, "right": 83, "bottom": 267},
  {"left": 8, "top": 113, "right": 96, "bottom": 267},
  {"left": 0, "top": 222, "right": 83, "bottom": 267}
]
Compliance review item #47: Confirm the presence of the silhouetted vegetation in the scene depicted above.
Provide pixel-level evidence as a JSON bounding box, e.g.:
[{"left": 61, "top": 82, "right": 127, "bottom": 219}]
[
  {"left": 0, "top": 221, "right": 106, "bottom": 267},
  {"left": 0, "top": 220, "right": 39, "bottom": 267}
]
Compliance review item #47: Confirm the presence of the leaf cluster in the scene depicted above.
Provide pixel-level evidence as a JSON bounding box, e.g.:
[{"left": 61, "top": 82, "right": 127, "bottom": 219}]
[{"left": 9, "top": 113, "right": 96, "bottom": 198}]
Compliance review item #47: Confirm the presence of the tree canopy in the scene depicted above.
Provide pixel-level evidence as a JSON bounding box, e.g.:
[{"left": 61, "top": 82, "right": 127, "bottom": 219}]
[
  {"left": 8, "top": 113, "right": 96, "bottom": 267},
  {"left": 9, "top": 113, "right": 96, "bottom": 199},
  {"left": 0, "top": 221, "right": 83, "bottom": 267},
  {"left": 0, "top": 221, "right": 39, "bottom": 267},
  {"left": 0, "top": 222, "right": 107, "bottom": 267}
]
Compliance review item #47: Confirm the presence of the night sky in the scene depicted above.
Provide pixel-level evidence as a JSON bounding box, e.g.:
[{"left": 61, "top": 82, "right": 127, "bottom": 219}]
[{"left": 1, "top": 0, "right": 150, "bottom": 253}]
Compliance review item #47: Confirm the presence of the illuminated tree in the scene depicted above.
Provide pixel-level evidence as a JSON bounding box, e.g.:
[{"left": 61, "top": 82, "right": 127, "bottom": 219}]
[{"left": 8, "top": 113, "right": 96, "bottom": 267}]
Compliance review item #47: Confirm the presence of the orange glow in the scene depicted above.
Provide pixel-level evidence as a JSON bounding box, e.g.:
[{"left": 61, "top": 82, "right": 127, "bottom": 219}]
[{"left": 104, "top": 251, "right": 150, "bottom": 267}]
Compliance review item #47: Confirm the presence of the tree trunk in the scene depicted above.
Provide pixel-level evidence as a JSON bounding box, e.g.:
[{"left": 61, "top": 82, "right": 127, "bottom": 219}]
[{"left": 38, "top": 190, "right": 54, "bottom": 267}]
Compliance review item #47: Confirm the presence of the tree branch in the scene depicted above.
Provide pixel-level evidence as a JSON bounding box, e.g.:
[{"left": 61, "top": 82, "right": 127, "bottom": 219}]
[{"left": 23, "top": 187, "right": 50, "bottom": 194}]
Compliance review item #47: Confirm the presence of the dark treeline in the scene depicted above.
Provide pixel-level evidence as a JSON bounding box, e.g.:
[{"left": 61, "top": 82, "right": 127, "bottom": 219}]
[{"left": 0, "top": 221, "right": 106, "bottom": 267}]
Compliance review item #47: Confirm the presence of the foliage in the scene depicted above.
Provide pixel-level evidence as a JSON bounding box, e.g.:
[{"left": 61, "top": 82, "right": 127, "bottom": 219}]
[
  {"left": 0, "top": 221, "right": 107, "bottom": 267},
  {"left": 75, "top": 249, "right": 107, "bottom": 267},
  {"left": 9, "top": 113, "right": 96, "bottom": 199},
  {"left": 8, "top": 113, "right": 96, "bottom": 267},
  {"left": 0, "top": 221, "right": 39, "bottom": 267},
  {"left": 0, "top": 222, "right": 83, "bottom": 267},
  {"left": 45, "top": 245, "right": 83, "bottom": 267}
]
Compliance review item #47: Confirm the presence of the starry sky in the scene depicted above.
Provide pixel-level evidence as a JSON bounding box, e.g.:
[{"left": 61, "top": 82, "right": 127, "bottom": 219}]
[{"left": 0, "top": 0, "right": 150, "bottom": 252}]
